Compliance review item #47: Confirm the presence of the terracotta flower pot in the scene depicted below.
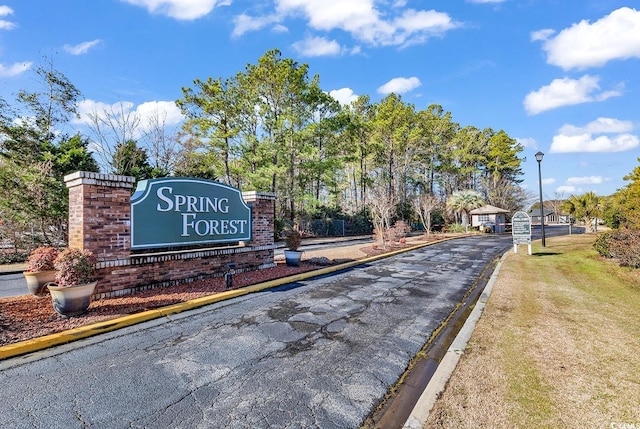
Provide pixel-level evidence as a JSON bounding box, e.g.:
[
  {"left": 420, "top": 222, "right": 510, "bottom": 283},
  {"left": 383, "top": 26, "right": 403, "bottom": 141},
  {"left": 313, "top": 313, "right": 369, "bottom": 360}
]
[
  {"left": 23, "top": 270, "right": 57, "bottom": 296},
  {"left": 47, "top": 281, "right": 97, "bottom": 317}
]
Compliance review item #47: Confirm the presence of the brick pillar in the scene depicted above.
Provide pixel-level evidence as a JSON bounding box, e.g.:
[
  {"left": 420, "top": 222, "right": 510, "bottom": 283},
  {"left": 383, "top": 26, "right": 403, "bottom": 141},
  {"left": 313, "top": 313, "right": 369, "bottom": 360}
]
[
  {"left": 65, "top": 172, "right": 136, "bottom": 261},
  {"left": 242, "top": 191, "right": 276, "bottom": 247}
]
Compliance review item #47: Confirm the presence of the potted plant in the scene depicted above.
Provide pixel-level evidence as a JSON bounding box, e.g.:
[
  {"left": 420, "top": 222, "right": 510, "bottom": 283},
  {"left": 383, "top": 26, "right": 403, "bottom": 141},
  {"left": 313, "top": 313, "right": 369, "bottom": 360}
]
[
  {"left": 47, "top": 248, "right": 98, "bottom": 317},
  {"left": 284, "top": 227, "right": 303, "bottom": 267},
  {"left": 23, "top": 246, "right": 59, "bottom": 296}
]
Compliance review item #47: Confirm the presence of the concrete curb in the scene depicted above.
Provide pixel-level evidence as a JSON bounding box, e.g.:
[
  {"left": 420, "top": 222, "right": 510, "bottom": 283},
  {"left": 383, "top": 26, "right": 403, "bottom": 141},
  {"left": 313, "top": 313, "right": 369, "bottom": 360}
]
[
  {"left": 402, "top": 250, "right": 509, "bottom": 428},
  {"left": 0, "top": 236, "right": 460, "bottom": 362}
]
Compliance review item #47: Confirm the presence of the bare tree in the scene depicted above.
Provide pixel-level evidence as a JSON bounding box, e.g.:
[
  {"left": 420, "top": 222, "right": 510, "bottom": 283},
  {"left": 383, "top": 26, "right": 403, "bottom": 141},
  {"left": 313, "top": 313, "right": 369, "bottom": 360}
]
[
  {"left": 480, "top": 174, "right": 531, "bottom": 213},
  {"left": 547, "top": 191, "right": 567, "bottom": 223},
  {"left": 141, "top": 109, "right": 181, "bottom": 176},
  {"left": 366, "top": 178, "right": 398, "bottom": 249},
  {"left": 412, "top": 193, "right": 440, "bottom": 235},
  {"left": 85, "top": 102, "right": 141, "bottom": 172}
]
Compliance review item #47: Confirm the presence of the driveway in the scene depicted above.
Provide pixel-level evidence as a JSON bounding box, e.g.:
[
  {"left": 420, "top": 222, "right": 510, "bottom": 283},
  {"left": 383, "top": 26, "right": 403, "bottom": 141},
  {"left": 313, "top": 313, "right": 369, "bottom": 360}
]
[{"left": 0, "top": 235, "right": 510, "bottom": 428}]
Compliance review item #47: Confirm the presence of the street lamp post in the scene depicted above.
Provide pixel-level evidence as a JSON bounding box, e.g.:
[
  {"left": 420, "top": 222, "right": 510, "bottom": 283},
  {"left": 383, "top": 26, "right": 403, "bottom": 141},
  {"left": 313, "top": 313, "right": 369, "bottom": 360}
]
[{"left": 535, "top": 151, "right": 546, "bottom": 247}]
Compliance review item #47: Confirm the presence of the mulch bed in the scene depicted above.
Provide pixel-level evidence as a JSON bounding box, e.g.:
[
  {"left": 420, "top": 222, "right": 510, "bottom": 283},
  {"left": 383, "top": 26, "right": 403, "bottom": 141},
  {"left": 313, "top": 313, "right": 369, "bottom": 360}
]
[{"left": 0, "top": 261, "right": 318, "bottom": 347}]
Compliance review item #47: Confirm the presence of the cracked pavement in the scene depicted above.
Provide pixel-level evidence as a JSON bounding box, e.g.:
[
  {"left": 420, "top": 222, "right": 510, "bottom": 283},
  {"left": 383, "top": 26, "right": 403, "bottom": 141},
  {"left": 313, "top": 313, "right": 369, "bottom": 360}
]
[{"left": 0, "top": 235, "right": 511, "bottom": 428}]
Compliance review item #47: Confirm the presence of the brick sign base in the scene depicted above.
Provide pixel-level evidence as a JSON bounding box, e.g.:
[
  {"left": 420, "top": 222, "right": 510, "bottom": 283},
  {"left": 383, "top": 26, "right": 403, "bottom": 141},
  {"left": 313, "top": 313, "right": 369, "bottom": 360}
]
[{"left": 64, "top": 172, "right": 276, "bottom": 299}]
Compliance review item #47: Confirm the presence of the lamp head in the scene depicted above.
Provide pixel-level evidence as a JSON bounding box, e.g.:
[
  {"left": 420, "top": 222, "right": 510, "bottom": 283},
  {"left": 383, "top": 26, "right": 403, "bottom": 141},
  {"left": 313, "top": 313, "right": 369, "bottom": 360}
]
[{"left": 535, "top": 151, "right": 544, "bottom": 162}]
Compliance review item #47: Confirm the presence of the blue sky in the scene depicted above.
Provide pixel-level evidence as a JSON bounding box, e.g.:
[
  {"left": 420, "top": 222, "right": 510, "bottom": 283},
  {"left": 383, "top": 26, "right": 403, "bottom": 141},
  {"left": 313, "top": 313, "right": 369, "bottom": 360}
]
[{"left": 0, "top": 0, "right": 639, "bottom": 199}]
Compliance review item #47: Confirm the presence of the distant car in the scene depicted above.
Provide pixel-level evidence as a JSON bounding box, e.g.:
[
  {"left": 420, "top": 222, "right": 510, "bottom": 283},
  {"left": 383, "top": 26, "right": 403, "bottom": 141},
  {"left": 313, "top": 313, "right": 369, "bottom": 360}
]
[{"left": 480, "top": 221, "right": 495, "bottom": 233}]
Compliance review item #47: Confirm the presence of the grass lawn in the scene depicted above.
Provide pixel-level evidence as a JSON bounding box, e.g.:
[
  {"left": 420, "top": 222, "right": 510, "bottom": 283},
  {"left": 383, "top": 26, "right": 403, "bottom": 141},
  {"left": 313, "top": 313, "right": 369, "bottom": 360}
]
[{"left": 426, "top": 233, "right": 640, "bottom": 428}]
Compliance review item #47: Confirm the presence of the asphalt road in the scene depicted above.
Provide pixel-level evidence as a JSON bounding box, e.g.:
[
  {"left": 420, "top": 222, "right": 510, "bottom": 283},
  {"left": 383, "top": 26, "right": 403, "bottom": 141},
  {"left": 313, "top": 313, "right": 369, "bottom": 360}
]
[
  {"left": 0, "top": 273, "right": 25, "bottom": 298},
  {"left": 0, "top": 235, "right": 513, "bottom": 429}
]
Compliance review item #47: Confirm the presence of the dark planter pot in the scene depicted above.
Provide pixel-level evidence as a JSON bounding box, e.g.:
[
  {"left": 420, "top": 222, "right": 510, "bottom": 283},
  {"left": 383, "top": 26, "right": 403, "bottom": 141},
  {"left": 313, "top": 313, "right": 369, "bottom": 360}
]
[
  {"left": 47, "top": 281, "right": 97, "bottom": 317},
  {"left": 23, "top": 270, "right": 57, "bottom": 296},
  {"left": 284, "top": 250, "right": 303, "bottom": 267}
]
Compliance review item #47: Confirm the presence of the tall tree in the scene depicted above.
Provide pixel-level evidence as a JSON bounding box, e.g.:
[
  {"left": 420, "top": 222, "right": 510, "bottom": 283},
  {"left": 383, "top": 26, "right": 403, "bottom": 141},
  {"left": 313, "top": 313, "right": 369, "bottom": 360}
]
[
  {"left": 341, "top": 95, "right": 375, "bottom": 211},
  {"left": 609, "top": 159, "right": 640, "bottom": 229},
  {"left": 111, "top": 140, "right": 154, "bottom": 181},
  {"left": 0, "top": 61, "right": 92, "bottom": 246},
  {"left": 370, "top": 93, "right": 415, "bottom": 201},
  {"left": 483, "top": 129, "right": 524, "bottom": 185},
  {"left": 54, "top": 134, "right": 100, "bottom": 177},
  {"left": 178, "top": 77, "right": 242, "bottom": 185}
]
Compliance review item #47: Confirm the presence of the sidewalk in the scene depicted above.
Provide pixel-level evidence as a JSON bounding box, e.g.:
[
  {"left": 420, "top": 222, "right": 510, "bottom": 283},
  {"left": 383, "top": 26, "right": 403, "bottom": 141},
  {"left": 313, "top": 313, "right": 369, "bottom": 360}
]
[{"left": 0, "top": 262, "right": 26, "bottom": 275}]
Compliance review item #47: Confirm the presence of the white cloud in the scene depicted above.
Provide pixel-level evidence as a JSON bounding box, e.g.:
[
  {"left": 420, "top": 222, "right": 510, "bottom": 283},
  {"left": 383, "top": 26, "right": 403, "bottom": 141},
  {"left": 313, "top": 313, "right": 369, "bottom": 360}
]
[
  {"left": 516, "top": 137, "right": 537, "bottom": 149},
  {"left": 136, "top": 101, "right": 184, "bottom": 129},
  {"left": 272, "top": 24, "right": 288, "bottom": 33},
  {"left": 292, "top": 36, "right": 343, "bottom": 57},
  {"left": 75, "top": 99, "right": 184, "bottom": 135},
  {"left": 556, "top": 185, "right": 577, "bottom": 194},
  {"left": 566, "top": 176, "right": 604, "bottom": 185},
  {"left": 0, "top": 61, "right": 32, "bottom": 77},
  {"left": 232, "top": 13, "right": 279, "bottom": 37},
  {"left": 75, "top": 100, "right": 133, "bottom": 125},
  {"left": 541, "top": 7, "right": 640, "bottom": 70},
  {"left": 121, "top": 0, "right": 227, "bottom": 20},
  {"left": 523, "top": 75, "right": 622, "bottom": 115},
  {"left": 0, "top": 19, "right": 15, "bottom": 30},
  {"left": 550, "top": 117, "right": 639, "bottom": 153},
  {"left": 392, "top": 9, "right": 459, "bottom": 46},
  {"left": 235, "top": 1, "right": 460, "bottom": 47},
  {"left": 530, "top": 29, "right": 554, "bottom": 42},
  {"left": 378, "top": 76, "right": 421, "bottom": 94},
  {"left": 0, "top": 5, "right": 16, "bottom": 30},
  {"left": 329, "top": 88, "right": 359, "bottom": 105},
  {"left": 542, "top": 178, "right": 556, "bottom": 185},
  {"left": 559, "top": 117, "right": 634, "bottom": 136},
  {"left": 63, "top": 39, "right": 102, "bottom": 55},
  {"left": 551, "top": 133, "right": 639, "bottom": 153}
]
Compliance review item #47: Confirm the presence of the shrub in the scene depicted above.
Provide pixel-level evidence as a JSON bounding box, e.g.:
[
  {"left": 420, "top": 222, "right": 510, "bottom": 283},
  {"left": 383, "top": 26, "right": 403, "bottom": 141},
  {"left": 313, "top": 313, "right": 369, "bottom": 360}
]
[
  {"left": 388, "top": 220, "right": 411, "bottom": 242},
  {"left": 284, "top": 228, "right": 302, "bottom": 251},
  {"left": 0, "top": 251, "right": 27, "bottom": 265},
  {"left": 593, "top": 231, "right": 613, "bottom": 258},
  {"left": 608, "top": 230, "right": 640, "bottom": 268},
  {"left": 53, "top": 248, "right": 97, "bottom": 287},
  {"left": 593, "top": 229, "right": 640, "bottom": 268},
  {"left": 26, "top": 246, "right": 59, "bottom": 272},
  {"left": 447, "top": 223, "right": 467, "bottom": 233}
]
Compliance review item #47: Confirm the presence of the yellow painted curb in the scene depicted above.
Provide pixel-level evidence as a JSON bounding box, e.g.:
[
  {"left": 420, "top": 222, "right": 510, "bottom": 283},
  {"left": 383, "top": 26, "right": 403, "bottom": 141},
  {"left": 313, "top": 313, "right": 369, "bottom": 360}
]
[{"left": 0, "top": 236, "right": 459, "bottom": 361}]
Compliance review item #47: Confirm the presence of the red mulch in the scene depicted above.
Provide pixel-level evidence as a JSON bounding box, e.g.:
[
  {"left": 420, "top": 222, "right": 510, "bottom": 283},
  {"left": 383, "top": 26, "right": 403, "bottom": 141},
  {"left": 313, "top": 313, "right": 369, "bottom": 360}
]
[{"left": 0, "top": 262, "right": 317, "bottom": 347}]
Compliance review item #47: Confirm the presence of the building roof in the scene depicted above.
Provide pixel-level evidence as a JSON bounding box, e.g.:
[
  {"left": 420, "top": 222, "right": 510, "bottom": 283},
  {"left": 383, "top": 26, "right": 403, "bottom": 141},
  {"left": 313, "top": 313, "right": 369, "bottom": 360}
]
[
  {"left": 528, "top": 208, "right": 555, "bottom": 217},
  {"left": 470, "top": 204, "right": 509, "bottom": 214}
]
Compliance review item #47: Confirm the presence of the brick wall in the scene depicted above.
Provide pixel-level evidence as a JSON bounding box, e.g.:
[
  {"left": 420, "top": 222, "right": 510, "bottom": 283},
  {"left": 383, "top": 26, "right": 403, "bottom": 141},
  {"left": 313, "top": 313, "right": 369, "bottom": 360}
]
[
  {"left": 66, "top": 172, "right": 135, "bottom": 261},
  {"left": 64, "top": 172, "right": 276, "bottom": 299}
]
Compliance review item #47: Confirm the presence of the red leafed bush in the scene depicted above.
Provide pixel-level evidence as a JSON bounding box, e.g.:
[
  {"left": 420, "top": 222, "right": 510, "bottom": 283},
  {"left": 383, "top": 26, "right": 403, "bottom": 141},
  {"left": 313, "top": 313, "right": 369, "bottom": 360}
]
[
  {"left": 53, "top": 248, "right": 97, "bottom": 287},
  {"left": 26, "top": 247, "right": 59, "bottom": 272}
]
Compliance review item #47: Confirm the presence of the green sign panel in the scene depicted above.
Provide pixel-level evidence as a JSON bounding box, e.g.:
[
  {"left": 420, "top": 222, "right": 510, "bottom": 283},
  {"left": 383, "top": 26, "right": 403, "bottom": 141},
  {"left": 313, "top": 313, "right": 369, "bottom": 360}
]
[
  {"left": 512, "top": 211, "right": 531, "bottom": 244},
  {"left": 131, "top": 178, "right": 252, "bottom": 249}
]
